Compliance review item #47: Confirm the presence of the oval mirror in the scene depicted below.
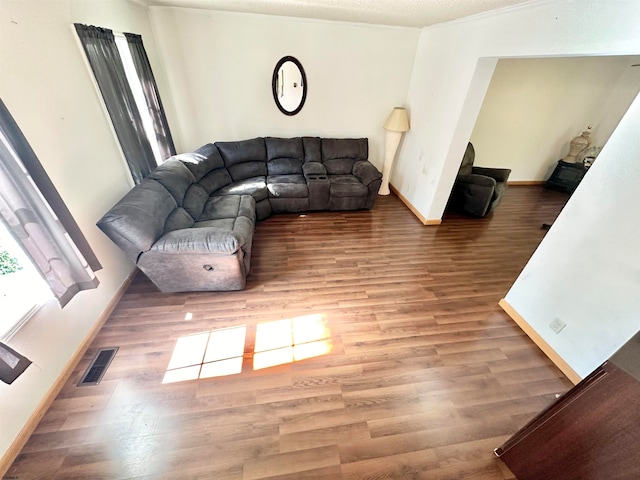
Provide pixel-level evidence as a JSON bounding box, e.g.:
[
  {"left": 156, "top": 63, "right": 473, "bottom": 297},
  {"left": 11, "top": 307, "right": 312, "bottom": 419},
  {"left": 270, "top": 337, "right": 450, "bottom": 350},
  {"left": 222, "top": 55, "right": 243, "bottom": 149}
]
[{"left": 272, "top": 56, "right": 307, "bottom": 116}]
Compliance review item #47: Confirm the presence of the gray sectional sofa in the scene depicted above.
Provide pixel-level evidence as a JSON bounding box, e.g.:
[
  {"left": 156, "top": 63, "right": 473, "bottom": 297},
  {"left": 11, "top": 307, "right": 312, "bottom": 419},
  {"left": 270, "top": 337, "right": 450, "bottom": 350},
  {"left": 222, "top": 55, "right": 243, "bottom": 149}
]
[{"left": 97, "top": 136, "right": 382, "bottom": 292}]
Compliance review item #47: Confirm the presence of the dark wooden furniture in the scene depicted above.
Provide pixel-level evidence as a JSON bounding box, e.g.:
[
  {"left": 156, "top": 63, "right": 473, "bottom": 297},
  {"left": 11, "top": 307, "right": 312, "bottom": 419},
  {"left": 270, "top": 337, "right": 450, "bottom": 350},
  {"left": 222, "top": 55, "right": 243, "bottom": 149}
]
[
  {"left": 496, "top": 331, "right": 640, "bottom": 480},
  {"left": 545, "top": 159, "right": 588, "bottom": 193}
]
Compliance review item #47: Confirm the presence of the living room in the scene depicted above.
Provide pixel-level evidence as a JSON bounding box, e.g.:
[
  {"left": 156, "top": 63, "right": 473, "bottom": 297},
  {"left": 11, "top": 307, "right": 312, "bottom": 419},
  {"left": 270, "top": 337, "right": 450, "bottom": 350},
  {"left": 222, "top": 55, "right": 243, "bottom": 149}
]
[{"left": 1, "top": 0, "right": 640, "bottom": 478}]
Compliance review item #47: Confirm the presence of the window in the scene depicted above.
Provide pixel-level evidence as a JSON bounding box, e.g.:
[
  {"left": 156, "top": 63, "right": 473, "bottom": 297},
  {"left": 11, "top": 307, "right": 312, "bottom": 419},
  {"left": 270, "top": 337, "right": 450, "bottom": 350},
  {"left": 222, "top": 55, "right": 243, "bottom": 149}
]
[
  {"left": 0, "top": 220, "right": 50, "bottom": 339},
  {"left": 0, "top": 98, "right": 101, "bottom": 338},
  {"left": 74, "top": 24, "right": 176, "bottom": 184},
  {"left": 114, "top": 33, "right": 164, "bottom": 166}
]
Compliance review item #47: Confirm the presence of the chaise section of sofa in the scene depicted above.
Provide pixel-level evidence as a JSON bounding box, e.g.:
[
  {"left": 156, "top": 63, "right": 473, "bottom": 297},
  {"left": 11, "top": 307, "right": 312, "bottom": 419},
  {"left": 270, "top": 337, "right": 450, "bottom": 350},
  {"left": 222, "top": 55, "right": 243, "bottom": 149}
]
[
  {"left": 98, "top": 158, "right": 255, "bottom": 292},
  {"left": 97, "top": 136, "right": 382, "bottom": 292}
]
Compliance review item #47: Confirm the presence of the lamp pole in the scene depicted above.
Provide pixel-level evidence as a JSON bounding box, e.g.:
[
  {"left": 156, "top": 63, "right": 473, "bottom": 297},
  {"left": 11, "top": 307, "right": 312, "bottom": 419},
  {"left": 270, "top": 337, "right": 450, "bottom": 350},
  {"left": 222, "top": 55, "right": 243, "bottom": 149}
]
[{"left": 379, "top": 107, "right": 410, "bottom": 195}]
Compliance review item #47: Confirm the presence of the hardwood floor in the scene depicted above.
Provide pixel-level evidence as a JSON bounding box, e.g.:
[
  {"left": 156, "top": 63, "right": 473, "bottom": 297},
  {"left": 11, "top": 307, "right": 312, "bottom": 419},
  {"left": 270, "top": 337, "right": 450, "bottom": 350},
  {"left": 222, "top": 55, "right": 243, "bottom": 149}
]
[{"left": 8, "top": 186, "right": 573, "bottom": 479}]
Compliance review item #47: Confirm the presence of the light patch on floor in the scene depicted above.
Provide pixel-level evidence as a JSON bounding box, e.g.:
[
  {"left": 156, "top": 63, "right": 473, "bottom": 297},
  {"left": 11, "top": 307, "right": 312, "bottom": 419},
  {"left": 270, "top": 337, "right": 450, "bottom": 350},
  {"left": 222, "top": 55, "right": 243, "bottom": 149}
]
[{"left": 162, "top": 314, "right": 332, "bottom": 383}]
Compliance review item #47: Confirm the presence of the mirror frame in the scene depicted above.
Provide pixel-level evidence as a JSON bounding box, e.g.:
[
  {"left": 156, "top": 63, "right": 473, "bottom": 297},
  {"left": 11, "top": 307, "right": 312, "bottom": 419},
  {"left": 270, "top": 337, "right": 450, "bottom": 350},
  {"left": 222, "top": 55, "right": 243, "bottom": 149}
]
[{"left": 272, "top": 56, "right": 307, "bottom": 116}]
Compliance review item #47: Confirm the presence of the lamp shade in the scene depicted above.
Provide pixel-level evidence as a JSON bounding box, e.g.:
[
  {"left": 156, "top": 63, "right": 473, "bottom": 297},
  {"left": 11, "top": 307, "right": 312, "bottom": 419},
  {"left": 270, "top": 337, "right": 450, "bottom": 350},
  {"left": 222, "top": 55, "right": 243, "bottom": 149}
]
[{"left": 383, "top": 107, "right": 410, "bottom": 132}]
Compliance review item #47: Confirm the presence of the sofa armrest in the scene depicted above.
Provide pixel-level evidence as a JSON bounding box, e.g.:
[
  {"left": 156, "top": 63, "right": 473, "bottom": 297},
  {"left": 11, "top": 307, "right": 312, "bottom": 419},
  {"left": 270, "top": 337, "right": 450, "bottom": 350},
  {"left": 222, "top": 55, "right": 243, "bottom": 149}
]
[
  {"left": 471, "top": 166, "right": 511, "bottom": 183},
  {"left": 150, "top": 227, "right": 244, "bottom": 255},
  {"left": 352, "top": 160, "right": 382, "bottom": 187},
  {"left": 456, "top": 173, "right": 496, "bottom": 188},
  {"left": 302, "top": 162, "right": 326, "bottom": 179}
]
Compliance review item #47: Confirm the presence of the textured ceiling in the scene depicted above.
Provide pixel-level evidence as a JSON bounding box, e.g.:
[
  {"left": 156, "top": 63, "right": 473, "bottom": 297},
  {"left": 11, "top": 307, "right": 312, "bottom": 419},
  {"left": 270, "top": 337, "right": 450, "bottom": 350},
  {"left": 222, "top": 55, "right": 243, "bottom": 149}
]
[{"left": 140, "top": 0, "right": 534, "bottom": 28}]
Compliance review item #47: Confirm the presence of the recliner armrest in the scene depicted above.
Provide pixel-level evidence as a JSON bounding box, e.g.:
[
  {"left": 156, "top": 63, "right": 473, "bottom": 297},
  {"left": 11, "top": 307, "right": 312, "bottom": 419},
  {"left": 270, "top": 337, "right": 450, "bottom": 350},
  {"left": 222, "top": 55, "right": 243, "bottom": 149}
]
[
  {"left": 471, "top": 167, "right": 511, "bottom": 183},
  {"left": 150, "top": 227, "right": 244, "bottom": 255},
  {"left": 352, "top": 160, "right": 382, "bottom": 187},
  {"left": 456, "top": 173, "right": 496, "bottom": 188}
]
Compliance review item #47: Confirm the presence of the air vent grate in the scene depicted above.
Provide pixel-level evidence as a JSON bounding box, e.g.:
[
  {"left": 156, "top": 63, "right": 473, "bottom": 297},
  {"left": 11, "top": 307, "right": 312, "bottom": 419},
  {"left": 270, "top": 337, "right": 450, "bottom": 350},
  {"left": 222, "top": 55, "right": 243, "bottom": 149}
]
[{"left": 77, "top": 347, "right": 118, "bottom": 386}]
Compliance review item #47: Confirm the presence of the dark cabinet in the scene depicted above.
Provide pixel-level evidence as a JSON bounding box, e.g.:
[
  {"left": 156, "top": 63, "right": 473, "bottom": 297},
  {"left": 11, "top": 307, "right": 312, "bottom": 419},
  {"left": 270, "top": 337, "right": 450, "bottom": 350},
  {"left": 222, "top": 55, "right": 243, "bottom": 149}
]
[
  {"left": 545, "top": 160, "right": 589, "bottom": 193},
  {"left": 495, "top": 332, "right": 640, "bottom": 480}
]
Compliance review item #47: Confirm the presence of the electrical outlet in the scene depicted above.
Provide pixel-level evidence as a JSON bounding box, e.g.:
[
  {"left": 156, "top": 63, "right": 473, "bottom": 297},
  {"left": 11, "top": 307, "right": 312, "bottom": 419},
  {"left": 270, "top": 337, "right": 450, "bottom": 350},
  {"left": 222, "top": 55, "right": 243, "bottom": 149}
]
[
  {"left": 549, "top": 317, "right": 566, "bottom": 334},
  {"left": 407, "top": 184, "right": 413, "bottom": 194}
]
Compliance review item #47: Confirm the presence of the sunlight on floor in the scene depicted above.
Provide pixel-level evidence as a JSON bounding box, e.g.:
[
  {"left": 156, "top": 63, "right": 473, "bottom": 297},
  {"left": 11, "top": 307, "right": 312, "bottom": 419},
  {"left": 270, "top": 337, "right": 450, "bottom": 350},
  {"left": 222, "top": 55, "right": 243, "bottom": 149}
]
[
  {"left": 254, "top": 314, "right": 332, "bottom": 370},
  {"left": 162, "top": 314, "right": 332, "bottom": 384},
  {"left": 162, "top": 325, "right": 246, "bottom": 384},
  {"left": 166, "top": 331, "right": 209, "bottom": 371}
]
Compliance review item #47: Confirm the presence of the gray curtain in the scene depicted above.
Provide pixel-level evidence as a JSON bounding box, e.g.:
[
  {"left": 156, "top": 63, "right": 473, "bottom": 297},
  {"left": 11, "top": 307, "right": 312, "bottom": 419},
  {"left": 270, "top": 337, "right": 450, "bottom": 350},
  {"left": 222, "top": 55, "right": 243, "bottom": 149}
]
[
  {"left": 74, "top": 24, "right": 156, "bottom": 184},
  {"left": 125, "top": 33, "right": 176, "bottom": 161},
  {"left": 0, "top": 99, "right": 100, "bottom": 308}
]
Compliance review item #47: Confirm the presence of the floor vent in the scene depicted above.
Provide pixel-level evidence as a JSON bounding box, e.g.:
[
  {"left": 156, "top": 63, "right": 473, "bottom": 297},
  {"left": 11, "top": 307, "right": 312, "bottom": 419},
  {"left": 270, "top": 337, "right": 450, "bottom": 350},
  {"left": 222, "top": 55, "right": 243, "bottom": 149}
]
[{"left": 77, "top": 347, "right": 118, "bottom": 386}]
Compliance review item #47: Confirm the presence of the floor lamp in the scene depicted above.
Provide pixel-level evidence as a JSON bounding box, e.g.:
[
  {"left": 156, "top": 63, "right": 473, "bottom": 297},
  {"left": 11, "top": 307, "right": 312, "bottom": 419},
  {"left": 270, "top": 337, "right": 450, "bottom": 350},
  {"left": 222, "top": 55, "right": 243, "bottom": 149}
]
[{"left": 379, "top": 107, "right": 410, "bottom": 195}]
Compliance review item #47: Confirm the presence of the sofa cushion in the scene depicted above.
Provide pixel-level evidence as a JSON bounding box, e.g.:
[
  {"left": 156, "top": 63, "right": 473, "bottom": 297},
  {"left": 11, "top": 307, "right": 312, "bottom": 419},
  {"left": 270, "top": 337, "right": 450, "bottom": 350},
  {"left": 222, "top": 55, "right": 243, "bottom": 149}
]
[
  {"left": 199, "top": 167, "right": 233, "bottom": 195},
  {"left": 324, "top": 158, "right": 356, "bottom": 175},
  {"left": 329, "top": 175, "right": 368, "bottom": 197},
  {"left": 183, "top": 184, "right": 209, "bottom": 220},
  {"left": 215, "top": 177, "right": 268, "bottom": 202},
  {"left": 322, "top": 138, "right": 368, "bottom": 160},
  {"left": 217, "top": 138, "right": 268, "bottom": 181},
  {"left": 176, "top": 143, "right": 225, "bottom": 181},
  {"left": 266, "top": 137, "right": 304, "bottom": 161},
  {"left": 267, "top": 158, "right": 304, "bottom": 176},
  {"left": 226, "top": 161, "right": 268, "bottom": 181},
  {"left": 303, "top": 137, "right": 322, "bottom": 163},
  {"left": 321, "top": 138, "right": 368, "bottom": 176},
  {"left": 97, "top": 179, "right": 177, "bottom": 261},
  {"left": 216, "top": 138, "right": 266, "bottom": 166},
  {"left": 182, "top": 166, "right": 234, "bottom": 220},
  {"left": 164, "top": 207, "right": 195, "bottom": 233},
  {"left": 199, "top": 195, "right": 255, "bottom": 222},
  {"left": 266, "top": 137, "right": 304, "bottom": 175},
  {"left": 267, "top": 175, "right": 308, "bottom": 198},
  {"left": 147, "top": 159, "right": 195, "bottom": 206}
]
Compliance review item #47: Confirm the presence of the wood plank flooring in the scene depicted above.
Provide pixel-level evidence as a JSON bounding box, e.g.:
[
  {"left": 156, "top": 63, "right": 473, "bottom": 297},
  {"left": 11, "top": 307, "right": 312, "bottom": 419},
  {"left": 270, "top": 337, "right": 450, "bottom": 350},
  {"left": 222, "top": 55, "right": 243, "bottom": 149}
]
[{"left": 8, "top": 186, "right": 573, "bottom": 479}]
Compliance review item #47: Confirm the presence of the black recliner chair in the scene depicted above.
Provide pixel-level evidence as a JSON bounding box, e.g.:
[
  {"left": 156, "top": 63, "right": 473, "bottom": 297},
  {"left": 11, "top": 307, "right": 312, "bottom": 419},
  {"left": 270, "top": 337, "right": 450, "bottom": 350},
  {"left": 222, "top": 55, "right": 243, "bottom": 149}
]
[{"left": 447, "top": 142, "right": 511, "bottom": 217}]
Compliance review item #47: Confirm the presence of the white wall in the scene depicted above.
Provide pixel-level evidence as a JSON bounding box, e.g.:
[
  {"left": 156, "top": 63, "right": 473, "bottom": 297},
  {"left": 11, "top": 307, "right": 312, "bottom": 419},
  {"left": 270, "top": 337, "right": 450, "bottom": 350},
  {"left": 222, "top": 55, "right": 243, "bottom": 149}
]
[
  {"left": 148, "top": 7, "right": 419, "bottom": 171},
  {"left": 399, "top": 0, "right": 640, "bottom": 220},
  {"left": 0, "top": 0, "right": 170, "bottom": 461},
  {"left": 469, "top": 56, "right": 640, "bottom": 181},
  {"left": 397, "top": 0, "right": 640, "bottom": 380},
  {"left": 504, "top": 89, "right": 640, "bottom": 378}
]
